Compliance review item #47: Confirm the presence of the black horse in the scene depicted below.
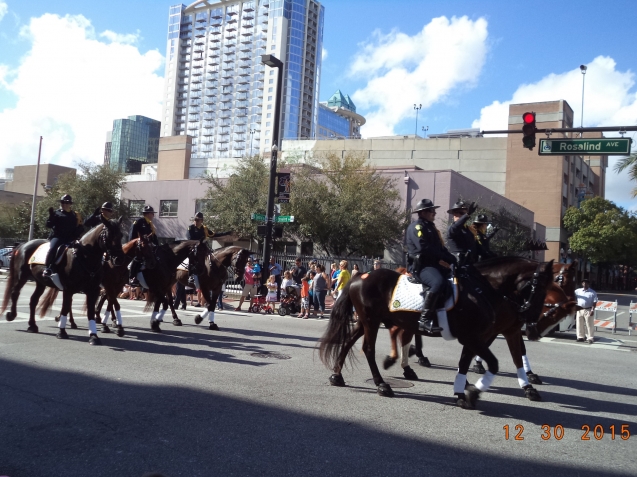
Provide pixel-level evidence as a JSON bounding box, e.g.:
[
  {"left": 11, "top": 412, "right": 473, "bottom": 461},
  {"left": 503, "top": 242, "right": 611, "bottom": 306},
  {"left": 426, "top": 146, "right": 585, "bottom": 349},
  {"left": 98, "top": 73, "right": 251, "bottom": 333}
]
[
  {"left": 2, "top": 217, "right": 125, "bottom": 345},
  {"left": 319, "top": 258, "right": 554, "bottom": 408}
]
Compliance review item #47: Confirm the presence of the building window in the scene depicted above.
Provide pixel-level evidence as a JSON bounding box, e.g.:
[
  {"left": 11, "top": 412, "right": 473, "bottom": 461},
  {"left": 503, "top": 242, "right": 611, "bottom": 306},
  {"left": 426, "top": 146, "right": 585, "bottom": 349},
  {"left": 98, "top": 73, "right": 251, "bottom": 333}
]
[
  {"left": 129, "top": 200, "right": 146, "bottom": 217},
  {"left": 267, "top": 113, "right": 271, "bottom": 118},
  {"left": 268, "top": 87, "right": 273, "bottom": 93},
  {"left": 268, "top": 96, "right": 272, "bottom": 101},
  {"left": 563, "top": 173, "right": 568, "bottom": 184},
  {"left": 269, "top": 79, "right": 274, "bottom": 84},
  {"left": 270, "top": 70, "right": 274, "bottom": 75},
  {"left": 160, "top": 200, "right": 179, "bottom": 217},
  {"left": 195, "top": 199, "right": 212, "bottom": 214},
  {"left": 267, "top": 105, "right": 272, "bottom": 109},
  {"left": 266, "top": 122, "right": 271, "bottom": 127}
]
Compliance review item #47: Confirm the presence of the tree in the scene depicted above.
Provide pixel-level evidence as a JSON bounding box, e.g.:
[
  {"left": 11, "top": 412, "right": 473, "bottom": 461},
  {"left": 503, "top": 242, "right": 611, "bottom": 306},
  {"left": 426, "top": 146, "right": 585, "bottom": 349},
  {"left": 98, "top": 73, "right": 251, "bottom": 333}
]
[
  {"left": 563, "top": 197, "right": 637, "bottom": 265},
  {"left": 614, "top": 153, "right": 637, "bottom": 197}
]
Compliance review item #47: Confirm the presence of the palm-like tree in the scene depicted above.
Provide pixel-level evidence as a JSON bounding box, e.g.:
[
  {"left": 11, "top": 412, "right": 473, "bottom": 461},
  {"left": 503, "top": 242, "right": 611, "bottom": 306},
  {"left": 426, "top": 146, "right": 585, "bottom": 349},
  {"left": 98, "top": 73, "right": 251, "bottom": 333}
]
[{"left": 614, "top": 153, "right": 637, "bottom": 197}]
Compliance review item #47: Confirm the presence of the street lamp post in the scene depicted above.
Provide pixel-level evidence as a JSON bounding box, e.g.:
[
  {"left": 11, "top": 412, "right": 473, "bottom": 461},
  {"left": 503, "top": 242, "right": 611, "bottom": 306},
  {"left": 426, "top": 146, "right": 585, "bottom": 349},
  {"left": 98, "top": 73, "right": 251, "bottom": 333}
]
[
  {"left": 580, "top": 64, "right": 587, "bottom": 131},
  {"left": 249, "top": 129, "right": 255, "bottom": 157},
  {"left": 260, "top": 54, "right": 284, "bottom": 285},
  {"left": 421, "top": 126, "right": 429, "bottom": 138},
  {"left": 414, "top": 104, "right": 422, "bottom": 136},
  {"left": 28, "top": 136, "right": 43, "bottom": 241}
]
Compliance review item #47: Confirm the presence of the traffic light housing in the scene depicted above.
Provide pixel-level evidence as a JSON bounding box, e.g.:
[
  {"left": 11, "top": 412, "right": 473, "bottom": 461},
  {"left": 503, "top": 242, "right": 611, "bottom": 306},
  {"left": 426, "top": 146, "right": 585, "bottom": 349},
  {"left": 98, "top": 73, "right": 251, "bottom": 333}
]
[{"left": 522, "top": 112, "right": 536, "bottom": 150}]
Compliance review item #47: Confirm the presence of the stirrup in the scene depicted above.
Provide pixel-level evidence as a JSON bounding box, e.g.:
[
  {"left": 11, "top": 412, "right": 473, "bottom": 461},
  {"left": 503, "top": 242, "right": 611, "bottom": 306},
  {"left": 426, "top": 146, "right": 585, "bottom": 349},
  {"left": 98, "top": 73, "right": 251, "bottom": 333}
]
[
  {"left": 43, "top": 267, "right": 53, "bottom": 277},
  {"left": 419, "top": 318, "right": 443, "bottom": 333}
]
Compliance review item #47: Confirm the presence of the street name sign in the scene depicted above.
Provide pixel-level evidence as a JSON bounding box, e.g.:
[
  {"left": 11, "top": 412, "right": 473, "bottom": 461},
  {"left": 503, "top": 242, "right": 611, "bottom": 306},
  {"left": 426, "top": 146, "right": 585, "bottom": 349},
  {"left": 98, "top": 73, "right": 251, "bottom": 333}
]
[
  {"left": 251, "top": 213, "right": 266, "bottom": 221},
  {"left": 275, "top": 215, "right": 294, "bottom": 223},
  {"left": 538, "top": 138, "right": 632, "bottom": 156}
]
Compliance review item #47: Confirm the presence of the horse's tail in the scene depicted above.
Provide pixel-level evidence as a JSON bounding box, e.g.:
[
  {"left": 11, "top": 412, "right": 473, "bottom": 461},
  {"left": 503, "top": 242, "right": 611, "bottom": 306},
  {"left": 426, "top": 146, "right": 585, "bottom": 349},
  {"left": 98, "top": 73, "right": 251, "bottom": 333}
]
[
  {"left": 144, "top": 290, "right": 157, "bottom": 312},
  {"left": 0, "top": 249, "right": 16, "bottom": 314},
  {"left": 319, "top": 279, "right": 356, "bottom": 370},
  {"left": 38, "top": 288, "right": 59, "bottom": 318}
]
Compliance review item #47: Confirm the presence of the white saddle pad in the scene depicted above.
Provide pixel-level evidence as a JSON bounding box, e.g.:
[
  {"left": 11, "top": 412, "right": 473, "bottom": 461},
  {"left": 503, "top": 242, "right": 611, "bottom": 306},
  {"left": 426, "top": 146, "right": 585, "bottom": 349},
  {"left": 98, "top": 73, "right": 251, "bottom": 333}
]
[
  {"left": 390, "top": 274, "right": 458, "bottom": 313},
  {"left": 177, "top": 257, "right": 189, "bottom": 271},
  {"left": 29, "top": 243, "right": 50, "bottom": 265}
]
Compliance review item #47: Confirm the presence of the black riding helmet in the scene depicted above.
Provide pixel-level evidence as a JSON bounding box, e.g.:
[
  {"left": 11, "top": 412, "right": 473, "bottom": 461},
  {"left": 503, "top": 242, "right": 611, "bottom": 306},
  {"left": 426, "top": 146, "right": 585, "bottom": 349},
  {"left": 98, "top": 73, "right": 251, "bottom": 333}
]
[
  {"left": 194, "top": 212, "right": 204, "bottom": 220},
  {"left": 101, "top": 202, "right": 114, "bottom": 211},
  {"left": 412, "top": 198, "right": 440, "bottom": 213},
  {"left": 473, "top": 214, "right": 490, "bottom": 224},
  {"left": 60, "top": 194, "right": 73, "bottom": 204},
  {"left": 142, "top": 205, "right": 155, "bottom": 214}
]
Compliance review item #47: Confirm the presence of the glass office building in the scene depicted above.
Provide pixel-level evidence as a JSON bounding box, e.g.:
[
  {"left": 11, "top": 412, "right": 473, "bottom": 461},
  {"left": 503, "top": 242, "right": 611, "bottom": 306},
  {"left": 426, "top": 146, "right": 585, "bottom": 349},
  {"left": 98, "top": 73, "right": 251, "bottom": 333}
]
[
  {"left": 161, "top": 0, "right": 324, "bottom": 178},
  {"left": 107, "top": 116, "right": 161, "bottom": 174},
  {"left": 317, "top": 90, "right": 366, "bottom": 139}
]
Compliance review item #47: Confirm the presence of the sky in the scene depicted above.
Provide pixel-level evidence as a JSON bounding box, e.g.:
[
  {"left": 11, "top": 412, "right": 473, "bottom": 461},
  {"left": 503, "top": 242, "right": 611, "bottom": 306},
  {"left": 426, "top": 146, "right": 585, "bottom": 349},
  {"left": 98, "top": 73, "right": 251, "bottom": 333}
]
[{"left": 0, "top": 0, "right": 636, "bottom": 210}]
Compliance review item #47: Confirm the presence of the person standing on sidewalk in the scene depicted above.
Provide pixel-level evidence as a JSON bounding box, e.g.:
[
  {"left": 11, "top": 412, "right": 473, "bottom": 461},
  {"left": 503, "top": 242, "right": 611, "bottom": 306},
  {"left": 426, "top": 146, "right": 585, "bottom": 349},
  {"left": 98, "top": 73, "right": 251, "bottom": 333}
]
[
  {"left": 268, "top": 257, "right": 282, "bottom": 300},
  {"left": 292, "top": 257, "right": 307, "bottom": 285},
  {"left": 235, "top": 257, "right": 257, "bottom": 311},
  {"left": 575, "top": 279, "right": 598, "bottom": 343},
  {"left": 334, "top": 260, "right": 351, "bottom": 301},
  {"left": 311, "top": 264, "right": 330, "bottom": 319}
]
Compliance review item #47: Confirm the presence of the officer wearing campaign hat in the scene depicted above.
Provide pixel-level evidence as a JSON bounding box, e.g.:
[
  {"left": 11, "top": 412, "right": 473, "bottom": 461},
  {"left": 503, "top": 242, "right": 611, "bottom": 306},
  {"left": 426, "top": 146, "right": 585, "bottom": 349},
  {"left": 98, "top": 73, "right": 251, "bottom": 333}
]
[
  {"left": 84, "top": 202, "right": 115, "bottom": 228},
  {"left": 405, "top": 198, "right": 457, "bottom": 333},
  {"left": 128, "top": 205, "right": 158, "bottom": 285},
  {"left": 446, "top": 200, "right": 478, "bottom": 265},
  {"left": 43, "top": 194, "right": 84, "bottom": 277},
  {"left": 185, "top": 212, "right": 231, "bottom": 283},
  {"left": 473, "top": 214, "right": 499, "bottom": 261}
]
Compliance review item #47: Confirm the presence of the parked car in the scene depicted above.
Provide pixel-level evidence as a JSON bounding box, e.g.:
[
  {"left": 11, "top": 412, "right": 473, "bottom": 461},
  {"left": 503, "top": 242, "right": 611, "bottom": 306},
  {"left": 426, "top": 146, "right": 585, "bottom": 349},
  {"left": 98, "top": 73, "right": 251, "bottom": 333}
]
[{"left": 0, "top": 247, "right": 14, "bottom": 268}]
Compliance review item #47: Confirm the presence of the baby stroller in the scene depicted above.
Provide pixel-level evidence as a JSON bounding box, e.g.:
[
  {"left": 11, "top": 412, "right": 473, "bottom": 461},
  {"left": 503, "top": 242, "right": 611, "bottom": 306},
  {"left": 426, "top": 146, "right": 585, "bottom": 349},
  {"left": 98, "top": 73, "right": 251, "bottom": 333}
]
[
  {"left": 278, "top": 286, "right": 300, "bottom": 316},
  {"left": 249, "top": 285, "right": 274, "bottom": 314}
]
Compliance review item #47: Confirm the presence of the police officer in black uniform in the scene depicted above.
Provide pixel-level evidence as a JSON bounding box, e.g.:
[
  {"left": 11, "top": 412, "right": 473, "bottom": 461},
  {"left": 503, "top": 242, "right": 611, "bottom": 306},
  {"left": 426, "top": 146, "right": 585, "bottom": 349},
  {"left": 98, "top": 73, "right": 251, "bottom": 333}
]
[
  {"left": 446, "top": 200, "right": 479, "bottom": 266},
  {"left": 186, "top": 212, "right": 231, "bottom": 283},
  {"left": 84, "top": 202, "right": 115, "bottom": 228},
  {"left": 43, "top": 194, "right": 84, "bottom": 277},
  {"left": 129, "top": 205, "right": 158, "bottom": 285},
  {"left": 473, "top": 214, "right": 499, "bottom": 261},
  {"left": 406, "top": 198, "right": 457, "bottom": 333}
]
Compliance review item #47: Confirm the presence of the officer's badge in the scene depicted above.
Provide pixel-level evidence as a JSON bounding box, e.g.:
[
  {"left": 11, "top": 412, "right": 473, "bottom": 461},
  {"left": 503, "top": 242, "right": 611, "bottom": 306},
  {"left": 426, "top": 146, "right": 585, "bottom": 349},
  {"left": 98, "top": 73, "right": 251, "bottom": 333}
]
[
  {"left": 393, "top": 300, "right": 401, "bottom": 308},
  {"left": 415, "top": 224, "right": 422, "bottom": 230}
]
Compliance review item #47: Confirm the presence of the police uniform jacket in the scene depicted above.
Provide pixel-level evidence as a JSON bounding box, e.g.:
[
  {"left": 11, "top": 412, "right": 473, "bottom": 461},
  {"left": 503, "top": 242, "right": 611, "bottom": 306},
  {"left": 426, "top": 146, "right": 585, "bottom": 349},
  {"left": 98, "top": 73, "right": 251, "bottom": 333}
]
[
  {"left": 129, "top": 217, "right": 158, "bottom": 246},
  {"left": 46, "top": 209, "right": 83, "bottom": 241},
  {"left": 84, "top": 210, "right": 108, "bottom": 228},
  {"left": 406, "top": 218, "right": 456, "bottom": 270},
  {"left": 447, "top": 214, "right": 477, "bottom": 259},
  {"left": 188, "top": 224, "right": 211, "bottom": 241},
  {"left": 475, "top": 231, "right": 496, "bottom": 261}
]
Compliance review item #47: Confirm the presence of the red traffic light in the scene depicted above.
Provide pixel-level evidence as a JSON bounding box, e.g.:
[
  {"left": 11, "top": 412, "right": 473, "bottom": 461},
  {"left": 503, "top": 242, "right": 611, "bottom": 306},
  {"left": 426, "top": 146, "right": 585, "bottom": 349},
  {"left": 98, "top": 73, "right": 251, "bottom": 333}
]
[
  {"left": 521, "top": 111, "right": 536, "bottom": 150},
  {"left": 523, "top": 112, "right": 535, "bottom": 124}
]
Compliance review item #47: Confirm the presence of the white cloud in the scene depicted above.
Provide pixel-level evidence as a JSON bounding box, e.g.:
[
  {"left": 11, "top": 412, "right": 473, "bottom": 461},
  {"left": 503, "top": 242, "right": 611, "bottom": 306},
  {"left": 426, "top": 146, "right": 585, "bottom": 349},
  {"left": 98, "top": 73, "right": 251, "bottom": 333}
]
[
  {"left": 321, "top": 48, "right": 327, "bottom": 61},
  {"left": 0, "top": 1, "right": 8, "bottom": 22},
  {"left": 99, "top": 29, "right": 141, "bottom": 45},
  {"left": 0, "top": 13, "right": 164, "bottom": 171},
  {"left": 472, "top": 56, "right": 637, "bottom": 206},
  {"left": 350, "top": 16, "right": 489, "bottom": 137}
]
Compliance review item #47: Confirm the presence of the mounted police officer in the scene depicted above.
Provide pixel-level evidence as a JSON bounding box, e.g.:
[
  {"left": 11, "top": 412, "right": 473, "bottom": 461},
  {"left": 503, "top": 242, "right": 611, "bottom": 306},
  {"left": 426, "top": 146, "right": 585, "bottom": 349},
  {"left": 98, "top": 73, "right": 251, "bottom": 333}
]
[
  {"left": 406, "top": 198, "right": 457, "bottom": 333},
  {"left": 43, "top": 194, "right": 84, "bottom": 278},
  {"left": 473, "top": 214, "right": 499, "bottom": 261},
  {"left": 128, "top": 205, "right": 158, "bottom": 286},
  {"left": 84, "top": 202, "right": 115, "bottom": 228},
  {"left": 446, "top": 200, "right": 479, "bottom": 266},
  {"left": 186, "top": 212, "right": 231, "bottom": 283}
]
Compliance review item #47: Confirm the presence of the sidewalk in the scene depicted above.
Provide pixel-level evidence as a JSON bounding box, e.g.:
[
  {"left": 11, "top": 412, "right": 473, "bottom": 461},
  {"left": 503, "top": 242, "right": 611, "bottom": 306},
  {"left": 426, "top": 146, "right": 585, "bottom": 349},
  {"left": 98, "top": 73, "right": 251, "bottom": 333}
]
[{"left": 217, "top": 292, "right": 335, "bottom": 316}]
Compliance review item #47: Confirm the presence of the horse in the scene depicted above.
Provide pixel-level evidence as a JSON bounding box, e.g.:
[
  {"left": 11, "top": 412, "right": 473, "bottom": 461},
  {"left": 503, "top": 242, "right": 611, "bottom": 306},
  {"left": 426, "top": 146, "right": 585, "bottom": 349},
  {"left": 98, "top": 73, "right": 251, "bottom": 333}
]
[
  {"left": 319, "top": 258, "right": 555, "bottom": 409},
  {"left": 1, "top": 217, "right": 125, "bottom": 345},
  {"left": 142, "top": 240, "right": 208, "bottom": 333},
  {"left": 173, "top": 245, "right": 250, "bottom": 330}
]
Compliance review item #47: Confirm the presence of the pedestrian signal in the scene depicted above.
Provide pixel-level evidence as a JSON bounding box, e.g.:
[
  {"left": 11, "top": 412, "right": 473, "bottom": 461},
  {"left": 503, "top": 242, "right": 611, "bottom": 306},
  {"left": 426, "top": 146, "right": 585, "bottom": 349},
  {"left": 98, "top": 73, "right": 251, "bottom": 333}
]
[{"left": 522, "top": 112, "right": 536, "bottom": 150}]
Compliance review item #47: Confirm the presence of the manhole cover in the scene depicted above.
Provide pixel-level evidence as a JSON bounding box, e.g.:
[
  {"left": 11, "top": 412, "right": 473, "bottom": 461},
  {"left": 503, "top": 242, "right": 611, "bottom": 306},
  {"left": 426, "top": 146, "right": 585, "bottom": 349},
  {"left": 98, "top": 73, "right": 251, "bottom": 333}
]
[
  {"left": 250, "top": 352, "right": 292, "bottom": 360},
  {"left": 365, "top": 377, "right": 414, "bottom": 388}
]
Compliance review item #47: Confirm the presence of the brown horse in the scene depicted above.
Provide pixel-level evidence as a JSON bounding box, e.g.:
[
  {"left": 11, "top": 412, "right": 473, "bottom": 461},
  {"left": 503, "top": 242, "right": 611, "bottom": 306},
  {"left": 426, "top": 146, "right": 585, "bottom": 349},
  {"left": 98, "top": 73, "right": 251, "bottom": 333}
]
[
  {"left": 319, "top": 257, "right": 555, "bottom": 409},
  {"left": 173, "top": 245, "right": 250, "bottom": 330},
  {"left": 1, "top": 218, "right": 125, "bottom": 345}
]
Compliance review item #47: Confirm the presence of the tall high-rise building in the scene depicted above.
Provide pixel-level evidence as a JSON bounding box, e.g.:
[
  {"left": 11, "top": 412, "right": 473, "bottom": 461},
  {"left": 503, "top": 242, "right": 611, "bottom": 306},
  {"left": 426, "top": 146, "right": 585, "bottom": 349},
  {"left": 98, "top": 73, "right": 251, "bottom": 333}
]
[
  {"left": 317, "top": 90, "right": 366, "bottom": 139},
  {"left": 161, "top": 0, "right": 324, "bottom": 177},
  {"left": 107, "top": 116, "right": 161, "bottom": 174}
]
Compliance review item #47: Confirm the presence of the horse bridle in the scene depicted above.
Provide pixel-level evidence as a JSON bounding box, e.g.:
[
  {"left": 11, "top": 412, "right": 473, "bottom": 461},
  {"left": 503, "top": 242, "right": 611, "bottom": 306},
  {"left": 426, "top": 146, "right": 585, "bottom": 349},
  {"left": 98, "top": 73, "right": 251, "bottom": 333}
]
[
  {"left": 554, "top": 265, "right": 565, "bottom": 287},
  {"left": 503, "top": 263, "right": 543, "bottom": 320}
]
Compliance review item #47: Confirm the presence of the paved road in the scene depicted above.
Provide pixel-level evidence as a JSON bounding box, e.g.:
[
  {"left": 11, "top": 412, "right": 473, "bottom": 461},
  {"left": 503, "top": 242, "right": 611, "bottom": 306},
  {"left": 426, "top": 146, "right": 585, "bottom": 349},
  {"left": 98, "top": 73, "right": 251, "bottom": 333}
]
[{"left": 0, "top": 280, "right": 636, "bottom": 477}]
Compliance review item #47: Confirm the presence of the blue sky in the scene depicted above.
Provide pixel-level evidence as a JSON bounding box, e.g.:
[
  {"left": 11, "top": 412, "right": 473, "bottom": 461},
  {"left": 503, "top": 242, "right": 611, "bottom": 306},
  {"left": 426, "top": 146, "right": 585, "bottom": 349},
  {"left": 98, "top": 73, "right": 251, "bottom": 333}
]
[{"left": 0, "top": 0, "right": 636, "bottom": 209}]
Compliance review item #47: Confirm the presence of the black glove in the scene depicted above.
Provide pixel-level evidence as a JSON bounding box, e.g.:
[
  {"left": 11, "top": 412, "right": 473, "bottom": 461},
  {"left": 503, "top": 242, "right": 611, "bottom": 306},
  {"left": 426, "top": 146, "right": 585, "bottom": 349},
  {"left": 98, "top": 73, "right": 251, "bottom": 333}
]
[
  {"left": 468, "top": 202, "right": 478, "bottom": 215},
  {"left": 94, "top": 206, "right": 101, "bottom": 216},
  {"left": 48, "top": 207, "right": 55, "bottom": 216}
]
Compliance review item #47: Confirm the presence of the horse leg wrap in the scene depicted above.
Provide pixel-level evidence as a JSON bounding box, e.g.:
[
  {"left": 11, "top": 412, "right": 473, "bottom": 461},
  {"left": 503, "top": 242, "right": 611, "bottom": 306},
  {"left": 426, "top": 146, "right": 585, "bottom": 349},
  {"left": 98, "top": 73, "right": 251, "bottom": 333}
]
[
  {"left": 58, "top": 315, "right": 67, "bottom": 329},
  {"left": 522, "top": 355, "right": 532, "bottom": 373},
  {"left": 157, "top": 309, "right": 166, "bottom": 322},
  {"left": 207, "top": 311, "right": 215, "bottom": 323},
  {"left": 88, "top": 320, "right": 98, "bottom": 336},
  {"left": 454, "top": 373, "right": 467, "bottom": 394},
  {"left": 103, "top": 311, "right": 111, "bottom": 324},
  {"left": 151, "top": 311, "right": 158, "bottom": 322},
  {"left": 517, "top": 368, "right": 529, "bottom": 388},
  {"left": 475, "top": 371, "right": 495, "bottom": 392},
  {"left": 115, "top": 310, "right": 123, "bottom": 326},
  {"left": 400, "top": 343, "right": 410, "bottom": 368}
]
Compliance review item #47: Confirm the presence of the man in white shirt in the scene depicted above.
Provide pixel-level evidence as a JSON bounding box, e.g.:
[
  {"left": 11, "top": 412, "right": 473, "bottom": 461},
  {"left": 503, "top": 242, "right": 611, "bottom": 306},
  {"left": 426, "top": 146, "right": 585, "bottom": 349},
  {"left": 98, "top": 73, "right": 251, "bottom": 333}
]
[{"left": 574, "top": 279, "right": 598, "bottom": 343}]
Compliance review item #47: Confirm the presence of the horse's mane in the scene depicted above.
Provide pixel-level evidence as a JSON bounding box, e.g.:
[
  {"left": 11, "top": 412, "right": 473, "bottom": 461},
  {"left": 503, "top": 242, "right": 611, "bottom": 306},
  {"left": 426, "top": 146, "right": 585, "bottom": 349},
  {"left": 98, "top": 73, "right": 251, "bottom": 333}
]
[
  {"left": 210, "top": 245, "right": 244, "bottom": 263},
  {"left": 79, "top": 224, "right": 104, "bottom": 245}
]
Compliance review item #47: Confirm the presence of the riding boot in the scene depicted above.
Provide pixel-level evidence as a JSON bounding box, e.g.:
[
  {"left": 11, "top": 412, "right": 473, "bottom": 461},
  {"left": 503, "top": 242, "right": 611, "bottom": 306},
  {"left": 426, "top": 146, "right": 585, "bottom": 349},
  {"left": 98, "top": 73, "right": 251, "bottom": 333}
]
[
  {"left": 43, "top": 265, "right": 53, "bottom": 277},
  {"left": 418, "top": 291, "right": 442, "bottom": 333}
]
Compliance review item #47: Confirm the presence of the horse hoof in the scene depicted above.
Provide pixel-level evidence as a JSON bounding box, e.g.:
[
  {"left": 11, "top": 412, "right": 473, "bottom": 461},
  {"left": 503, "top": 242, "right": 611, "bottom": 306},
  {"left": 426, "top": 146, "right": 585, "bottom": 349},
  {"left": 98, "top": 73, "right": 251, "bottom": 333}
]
[
  {"left": 527, "top": 372, "right": 543, "bottom": 385},
  {"left": 56, "top": 329, "right": 69, "bottom": 339},
  {"left": 6, "top": 311, "right": 16, "bottom": 322},
  {"left": 408, "top": 345, "right": 417, "bottom": 357},
  {"left": 465, "top": 385, "right": 481, "bottom": 408},
  {"left": 172, "top": 319, "right": 182, "bottom": 326},
  {"left": 523, "top": 385, "right": 542, "bottom": 401},
  {"left": 455, "top": 393, "right": 474, "bottom": 410},
  {"left": 382, "top": 355, "right": 397, "bottom": 370},
  {"left": 89, "top": 333, "right": 101, "bottom": 346},
  {"left": 150, "top": 320, "right": 162, "bottom": 333},
  {"left": 329, "top": 374, "right": 345, "bottom": 387},
  {"left": 27, "top": 324, "right": 39, "bottom": 333},
  {"left": 101, "top": 324, "right": 111, "bottom": 334},
  {"left": 54, "top": 315, "right": 60, "bottom": 322},
  {"left": 471, "top": 363, "right": 486, "bottom": 374},
  {"left": 70, "top": 322, "right": 78, "bottom": 330},
  {"left": 418, "top": 356, "right": 431, "bottom": 367},
  {"left": 194, "top": 315, "right": 203, "bottom": 325},
  {"left": 95, "top": 316, "right": 102, "bottom": 324},
  {"left": 208, "top": 323, "right": 219, "bottom": 331},
  {"left": 116, "top": 326, "right": 125, "bottom": 337},
  {"left": 402, "top": 365, "right": 418, "bottom": 380},
  {"left": 377, "top": 383, "right": 394, "bottom": 397}
]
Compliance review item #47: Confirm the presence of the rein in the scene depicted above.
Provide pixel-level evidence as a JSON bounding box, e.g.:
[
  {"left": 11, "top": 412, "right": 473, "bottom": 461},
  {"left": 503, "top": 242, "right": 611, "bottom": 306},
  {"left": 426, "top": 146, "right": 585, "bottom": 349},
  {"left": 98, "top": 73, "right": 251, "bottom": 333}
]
[{"left": 503, "top": 263, "right": 543, "bottom": 319}]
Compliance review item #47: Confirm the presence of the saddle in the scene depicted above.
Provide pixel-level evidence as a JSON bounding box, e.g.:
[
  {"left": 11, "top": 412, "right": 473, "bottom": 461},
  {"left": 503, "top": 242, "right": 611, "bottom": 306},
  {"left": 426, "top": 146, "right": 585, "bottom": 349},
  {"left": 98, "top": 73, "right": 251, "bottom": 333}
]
[
  {"left": 28, "top": 242, "right": 71, "bottom": 266},
  {"left": 390, "top": 274, "right": 458, "bottom": 313}
]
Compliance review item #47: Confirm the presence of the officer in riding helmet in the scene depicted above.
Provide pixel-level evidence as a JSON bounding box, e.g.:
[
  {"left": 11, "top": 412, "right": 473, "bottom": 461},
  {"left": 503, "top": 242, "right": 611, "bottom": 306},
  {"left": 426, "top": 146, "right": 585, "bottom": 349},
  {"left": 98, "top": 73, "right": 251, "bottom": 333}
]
[
  {"left": 446, "top": 200, "right": 479, "bottom": 266},
  {"left": 43, "top": 194, "right": 84, "bottom": 278},
  {"left": 84, "top": 202, "right": 115, "bottom": 228},
  {"left": 186, "top": 212, "right": 231, "bottom": 283},
  {"left": 406, "top": 198, "right": 457, "bottom": 333},
  {"left": 129, "top": 205, "right": 158, "bottom": 285},
  {"left": 473, "top": 214, "right": 499, "bottom": 261}
]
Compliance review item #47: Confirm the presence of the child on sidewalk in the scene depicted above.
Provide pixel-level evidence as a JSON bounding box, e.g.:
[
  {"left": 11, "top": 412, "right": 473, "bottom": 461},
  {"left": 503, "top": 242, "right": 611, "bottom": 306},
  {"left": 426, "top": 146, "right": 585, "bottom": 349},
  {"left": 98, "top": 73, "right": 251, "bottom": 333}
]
[
  {"left": 298, "top": 274, "right": 310, "bottom": 319},
  {"left": 266, "top": 274, "right": 278, "bottom": 313}
]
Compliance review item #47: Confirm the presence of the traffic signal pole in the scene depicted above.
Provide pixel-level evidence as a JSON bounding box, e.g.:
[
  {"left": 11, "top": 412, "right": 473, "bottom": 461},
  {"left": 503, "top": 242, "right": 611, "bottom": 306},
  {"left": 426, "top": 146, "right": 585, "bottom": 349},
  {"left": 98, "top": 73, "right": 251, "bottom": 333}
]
[{"left": 481, "top": 125, "right": 637, "bottom": 135}]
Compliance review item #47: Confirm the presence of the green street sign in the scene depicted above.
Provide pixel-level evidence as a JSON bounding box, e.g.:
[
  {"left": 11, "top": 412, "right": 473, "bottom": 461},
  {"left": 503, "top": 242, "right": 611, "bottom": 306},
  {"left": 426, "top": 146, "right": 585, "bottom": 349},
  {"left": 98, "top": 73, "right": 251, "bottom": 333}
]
[
  {"left": 275, "top": 215, "right": 294, "bottom": 223},
  {"left": 538, "top": 138, "right": 632, "bottom": 156},
  {"left": 251, "top": 213, "right": 266, "bottom": 221}
]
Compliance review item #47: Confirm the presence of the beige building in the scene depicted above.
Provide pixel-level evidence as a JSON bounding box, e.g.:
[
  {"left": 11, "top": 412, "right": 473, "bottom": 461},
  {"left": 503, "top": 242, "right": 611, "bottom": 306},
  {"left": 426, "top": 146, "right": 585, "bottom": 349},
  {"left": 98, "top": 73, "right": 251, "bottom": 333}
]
[
  {"left": 3, "top": 164, "right": 76, "bottom": 197},
  {"left": 282, "top": 100, "right": 606, "bottom": 262}
]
